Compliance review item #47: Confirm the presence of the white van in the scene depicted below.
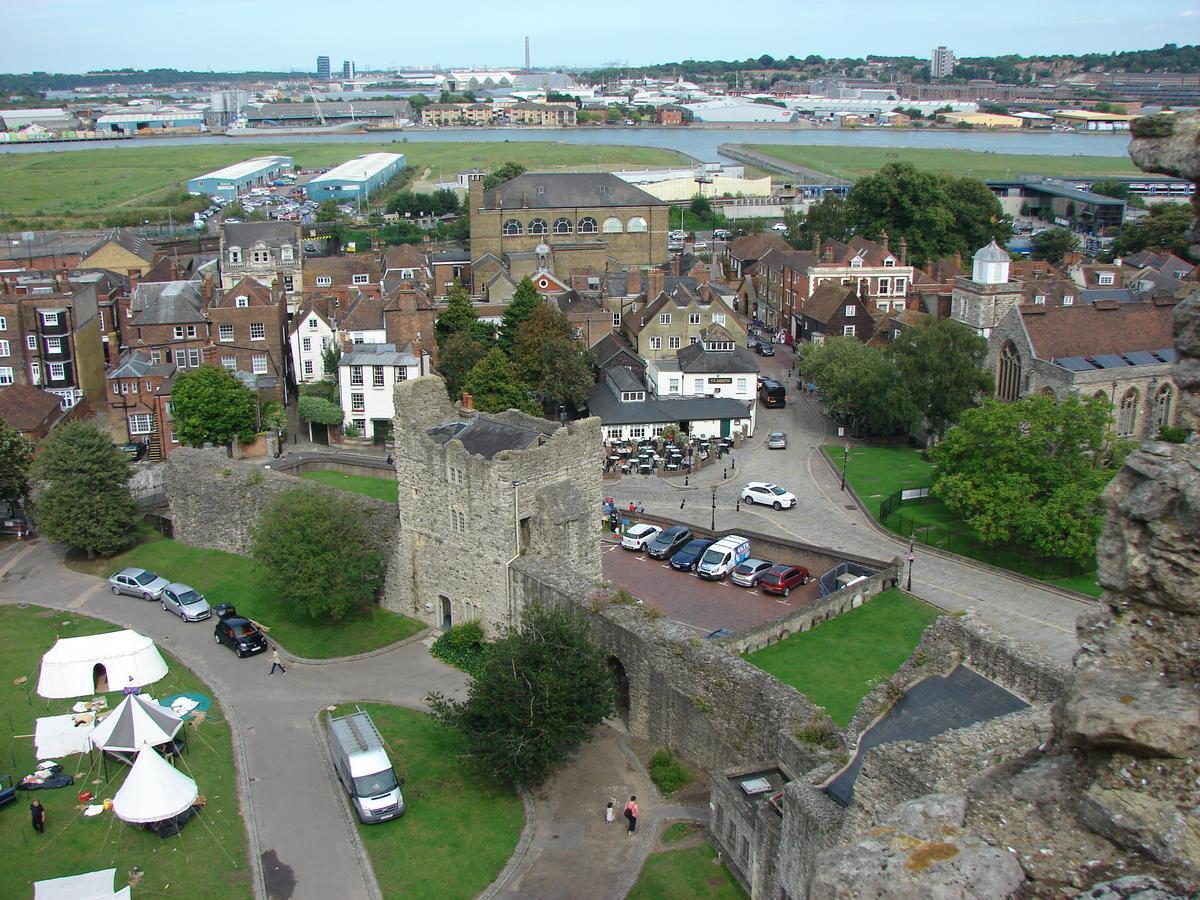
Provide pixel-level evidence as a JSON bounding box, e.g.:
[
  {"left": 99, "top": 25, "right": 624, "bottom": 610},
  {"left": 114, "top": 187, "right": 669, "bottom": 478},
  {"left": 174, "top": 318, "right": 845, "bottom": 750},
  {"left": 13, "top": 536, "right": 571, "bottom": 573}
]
[
  {"left": 697, "top": 535, "right": 751, "bottom": 581},
  {"left": 327, "top": 710, "right": 405, "bottom": 824}
]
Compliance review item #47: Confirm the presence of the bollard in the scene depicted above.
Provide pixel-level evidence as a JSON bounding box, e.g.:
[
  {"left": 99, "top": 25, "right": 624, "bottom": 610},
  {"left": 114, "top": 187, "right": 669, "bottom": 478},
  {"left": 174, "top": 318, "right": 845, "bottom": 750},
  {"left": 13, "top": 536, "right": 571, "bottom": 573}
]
[
  {"left": 736, "top": 499, "right": 740, "bottom": 512},
  {"left": 680, "top": 499, "right": 686, "bottom": 509},
  {"left": 723, "top": 466, "right": 727, "bottom": 480}
]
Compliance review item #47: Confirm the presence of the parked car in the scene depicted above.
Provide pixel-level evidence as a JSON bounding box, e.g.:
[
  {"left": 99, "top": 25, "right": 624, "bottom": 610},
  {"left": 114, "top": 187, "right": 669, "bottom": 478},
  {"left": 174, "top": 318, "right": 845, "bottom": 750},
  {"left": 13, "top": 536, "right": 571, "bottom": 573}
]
[
  {"left": 692, "top": 240, "right": 709, "bottom": 251},
  {"left": 758, "top": 564, "right": 811, "bottom": 597},
  {"left": 741, "top": 482, "right": 797, "bottom": 510},
  {"left": 755, "top": 341, "right": 775, "bottom": 357},
  {"left": 327, "top": 710, "right": 406, "bottom": 823},
  {"left": 713, "top": 228, "right": 732, "bottom": 241},
  {"left": 620, "top": 523, "right": 662, "bottom": 552},
  {"left": 731, "top": 558, "right": 775, "bottom": 588},
  {"left": 766, "top": 432, "right": 787, "bottom": 450},
  {"left": 772, "top": 222, "right": 788, "bottom": 232},
  {"left": 646, "top": 525, "right": 693, "bottom": 560},
  {"left": 747, "top": 335, "right": 762, "bottom": 351},
  {"left": 213, "top": 602, "right": 239, "bottom": 621},
  {"left": 669, "top": 538, "right": 714, "bottom": 572},
  {"left": 669, "top": 229, "right": 688, "bottom": 241},
  {"left": 160, "top": 583, "right": 212, "bottom": 622},
  {"left": 108, "top": 567, "right": 169, "bottom": 601},
  {"left": 214, "top": 616, "right": 268, "bottom": 657}
]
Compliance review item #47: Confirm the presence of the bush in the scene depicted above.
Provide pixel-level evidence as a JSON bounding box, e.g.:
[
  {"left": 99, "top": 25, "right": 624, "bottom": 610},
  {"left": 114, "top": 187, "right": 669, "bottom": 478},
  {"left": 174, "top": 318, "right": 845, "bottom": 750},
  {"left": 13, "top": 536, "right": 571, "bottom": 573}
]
[
  {"left": 794, "top": 717, "right": 840, "bottom": 750},
  {"left": 298, "top": 394, "right": 344, "bottom": 426},
  {"left": 1158, "top": 425, "right": 1191, "bottom": 444},
  {"left": 649, "top": 749, "right": 691, "bottom": 795},
  {"left": 430, "top": 621, "right": 489, "bottom": 674}
]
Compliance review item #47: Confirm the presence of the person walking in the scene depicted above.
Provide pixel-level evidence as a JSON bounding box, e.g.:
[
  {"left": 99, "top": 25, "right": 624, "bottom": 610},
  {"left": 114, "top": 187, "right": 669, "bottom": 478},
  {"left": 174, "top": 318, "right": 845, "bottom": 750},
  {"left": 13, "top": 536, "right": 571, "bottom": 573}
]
[
  {"left": 605, "top": 799, "right": 615, "bottom": 825},
  {"left": 30, "top": 798, "right": 45, "bottom": 834},
  {"left": 624, "top": 795, "right": 639, "bottom": 835},
  {"left": 268, "top": 646, "right": 287, "bottom": 676}
]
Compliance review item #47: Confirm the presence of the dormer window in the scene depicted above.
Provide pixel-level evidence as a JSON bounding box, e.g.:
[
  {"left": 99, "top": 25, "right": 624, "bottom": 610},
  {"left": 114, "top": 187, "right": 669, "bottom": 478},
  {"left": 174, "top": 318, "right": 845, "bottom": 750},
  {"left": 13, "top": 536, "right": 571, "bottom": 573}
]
[
  {"left": 352, "top": 274, "right": 370, "bottom": 285},
  {"left": 281, "top": 246, "right": 293, "bottom": 262},
  {"left": 1034, "top": 294, "right": 1046, "bottom": 305},
  {"left": 229, "top": 247, "right": 242, "bottom": 264},
  {"left": 884, "top": 257, "right": 896, "bottom": 267},
  {"left": 850, "top": 257, "right": 862, "bottom": 268},
  {"left": 1098, "top": 273, "right": 1115, "bottom": 286},
  {"left": 703, "top": 340, "right": 733, "bottom": 351},
  {"left": 235, "top": 295, "right": 249, "bottom": 308},
  {"left": 251, "top": 249, "right": 270, "bottom": 265},
  {"left": 620, "top": 390, "right": 645, "bottom": 402},
  {"left": 1063, "top": 295, "right": 1074, "bottom": 306},
  {"left": 316, "top": 276, "right": 332, "bottom": 287}
]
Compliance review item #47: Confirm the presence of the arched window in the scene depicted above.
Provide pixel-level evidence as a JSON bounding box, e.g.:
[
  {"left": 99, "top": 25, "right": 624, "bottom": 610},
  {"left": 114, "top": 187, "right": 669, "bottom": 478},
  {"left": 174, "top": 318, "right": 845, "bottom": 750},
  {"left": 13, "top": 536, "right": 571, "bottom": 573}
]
[
  {"left": 1118, "top": 388, "right": 1139, "bottom": 436},
  {"left": 578, "top": 217, "right": 598, "bottom": 234},
  {"left": 1040, "top": 387, "right": 1055, "bottom": 397},
  {"left": 997, "top": 341, "right": 1022, "bottom": 402},
  {"left": 1153, "top": 384, "right": 1174, "bottom": 433},
  {"left": 602, "top": 217, "right": 623, "bottom": 233},
  {"left": 528, "top": 218, "right": 548, "bottom": 235},
  {"left": 627, "top": 216, "right": 647, "bottom": 233},
  {"left": 553, "top": 217, "right": 572, "bottom": 235},
  {"left": 502, "top": 219, "right": 522, "bottom": 236}
]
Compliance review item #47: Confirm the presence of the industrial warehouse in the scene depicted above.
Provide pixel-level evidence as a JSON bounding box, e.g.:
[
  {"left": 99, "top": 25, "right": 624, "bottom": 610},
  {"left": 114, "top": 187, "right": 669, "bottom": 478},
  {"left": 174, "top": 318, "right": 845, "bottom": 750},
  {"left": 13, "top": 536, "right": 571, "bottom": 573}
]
[
  {"left": 187, "top": 156, "right": 295, "bottom": 200},
  {"left": 304, "top": 152, "right": 406, "bottom": 202}
]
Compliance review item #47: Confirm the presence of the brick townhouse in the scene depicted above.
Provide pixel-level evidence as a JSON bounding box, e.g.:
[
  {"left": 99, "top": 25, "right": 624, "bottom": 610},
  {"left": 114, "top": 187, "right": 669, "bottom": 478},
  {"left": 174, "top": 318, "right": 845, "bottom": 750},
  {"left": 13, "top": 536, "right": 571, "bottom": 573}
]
[
  {"left": 796, "top": 283, "right": 876, "bottom": 344},
  {"left": 204, "top": 277, "right": 289, "bottom": 401},
  {"left": 124, "top": 278, "right": 212, "bottom": 372},
  {"left": 106, "top": 349, "right": 178, "bottom": 458}
]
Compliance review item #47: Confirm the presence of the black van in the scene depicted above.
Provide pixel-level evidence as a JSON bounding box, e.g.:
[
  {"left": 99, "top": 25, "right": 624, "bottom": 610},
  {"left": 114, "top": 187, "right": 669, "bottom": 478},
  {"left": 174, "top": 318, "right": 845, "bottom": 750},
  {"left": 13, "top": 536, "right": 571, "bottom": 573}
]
[{"left": 759, "top": 378, "right": 786, "bottom": 408}]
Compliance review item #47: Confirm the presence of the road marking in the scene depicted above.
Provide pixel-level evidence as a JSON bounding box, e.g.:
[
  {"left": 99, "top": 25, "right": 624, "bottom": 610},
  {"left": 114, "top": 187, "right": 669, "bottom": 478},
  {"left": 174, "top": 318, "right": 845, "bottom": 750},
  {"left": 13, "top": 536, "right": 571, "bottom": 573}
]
[
  {"left": 67, "top": 584, "right": 105, "bottom": 610},
  {"left": 0, "top": 540, "right": 38, "bottom": 579}
]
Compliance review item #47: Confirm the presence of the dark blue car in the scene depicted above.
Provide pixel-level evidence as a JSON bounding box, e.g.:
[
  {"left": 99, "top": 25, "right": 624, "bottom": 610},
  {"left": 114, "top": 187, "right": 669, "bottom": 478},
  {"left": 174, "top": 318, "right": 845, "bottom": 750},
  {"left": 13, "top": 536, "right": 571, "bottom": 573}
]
[{"left": 669, "top": 539, "right": 714, "bottom": 572}]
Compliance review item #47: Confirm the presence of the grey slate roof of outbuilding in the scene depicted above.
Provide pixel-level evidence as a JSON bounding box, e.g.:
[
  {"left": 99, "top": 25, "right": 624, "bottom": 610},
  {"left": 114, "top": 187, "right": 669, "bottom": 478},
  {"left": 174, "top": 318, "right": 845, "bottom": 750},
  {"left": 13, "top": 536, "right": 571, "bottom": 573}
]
[
  {"left": 674, "top": 341, "right": 759, "bottom": 374},
  {"left": 222, "top": 222, "right": 298, "bottom": 248},
  {"left": 108, "top": 349, "right": 176, "bottom": 380},
  {"left": 339, "top": 343, "right": 419, "bottom": 367},
  {"left": 130, "top": 281, "right": 205, "bottom": 325},
  {"left": 586, "top": 382, "right": 750, "bottom": 426},
  {"left": 427, "top": 416, "right": 549, "bottom": 459},
  {"left": 482, "top": 173, "right": 665, "bottom": 210}
]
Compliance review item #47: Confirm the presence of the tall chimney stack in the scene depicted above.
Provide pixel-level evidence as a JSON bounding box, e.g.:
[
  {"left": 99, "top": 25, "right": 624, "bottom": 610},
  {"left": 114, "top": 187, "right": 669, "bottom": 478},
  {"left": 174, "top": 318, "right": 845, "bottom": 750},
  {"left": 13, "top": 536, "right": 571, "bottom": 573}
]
[{"left": 524, "top": 36, "right": 530, "bottom": 71}]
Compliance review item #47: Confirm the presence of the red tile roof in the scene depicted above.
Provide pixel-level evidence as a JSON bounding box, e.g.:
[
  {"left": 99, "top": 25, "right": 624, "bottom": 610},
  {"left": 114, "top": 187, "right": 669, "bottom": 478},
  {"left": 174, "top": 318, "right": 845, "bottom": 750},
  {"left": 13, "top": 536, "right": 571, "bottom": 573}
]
[
  {"left": 1019, "top": 300, "right": 1178, "bottom": 361},
  {"left": 0, "top": 385, "right": 64, "bottom": 433}
]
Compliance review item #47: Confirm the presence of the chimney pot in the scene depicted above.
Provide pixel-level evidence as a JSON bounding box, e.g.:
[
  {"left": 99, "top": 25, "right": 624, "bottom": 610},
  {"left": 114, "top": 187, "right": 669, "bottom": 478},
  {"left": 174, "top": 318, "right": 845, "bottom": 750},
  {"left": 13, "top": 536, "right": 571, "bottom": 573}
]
[{"left": 462, "top": 391, "right": 474, "bottom": 411}]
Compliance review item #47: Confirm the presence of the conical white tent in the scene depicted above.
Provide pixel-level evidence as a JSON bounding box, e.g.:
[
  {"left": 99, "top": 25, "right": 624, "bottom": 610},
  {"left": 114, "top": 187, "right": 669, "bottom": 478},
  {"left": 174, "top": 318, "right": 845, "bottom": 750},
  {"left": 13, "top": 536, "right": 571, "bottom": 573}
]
[
  {"left": 87, "top": 693, "right": 183, "bottom": 753},
  {"left": 112, "top": 745, "right": 198, "bottom": 824}
]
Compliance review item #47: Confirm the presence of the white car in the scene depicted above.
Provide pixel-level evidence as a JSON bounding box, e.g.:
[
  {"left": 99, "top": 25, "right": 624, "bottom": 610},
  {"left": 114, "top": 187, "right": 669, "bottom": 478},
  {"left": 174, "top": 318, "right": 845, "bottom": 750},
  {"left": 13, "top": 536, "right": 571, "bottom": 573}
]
[
  {"left": 772, "top": 222, "right": 788, "bottom": 232},
  {"left": 741, "top": 482, "right": 796, "bottom": 510},
  {"left": 669, "top": 229, "right": 687, "bottom": 241},
  {"left": 621, "top": 523, "right": 662, "bottom": 552}
]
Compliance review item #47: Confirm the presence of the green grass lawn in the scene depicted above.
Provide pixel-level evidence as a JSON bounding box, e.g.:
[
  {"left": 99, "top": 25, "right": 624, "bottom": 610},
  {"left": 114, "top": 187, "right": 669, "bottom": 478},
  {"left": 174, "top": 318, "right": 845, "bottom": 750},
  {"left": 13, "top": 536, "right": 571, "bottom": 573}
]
[
  {"left": 0, "top": 605, "right": 251, "bottom": 899},
  {"left": 745, "top": 589, "right": 941, "bottom": 726},
  {"left": 826, "top": 445, "right": 1101, "bottom": 597},
  {"left": 628, "top": 842, "right": 747, "bottom": 900},
  {"left": 0, "top": 141, "right": 687, "bottom": 228},
  {"left": 298, "top": 470, "right": 399, "bottom": 503},
  {"left": 744, "top": 144, "right": 1139, "bottom": 182},
  {"left": 331, "top": 703, "right": 524, "bottom": 899},
  {"left": 66, "top": 529, "right": 424, "bottom": 658}
]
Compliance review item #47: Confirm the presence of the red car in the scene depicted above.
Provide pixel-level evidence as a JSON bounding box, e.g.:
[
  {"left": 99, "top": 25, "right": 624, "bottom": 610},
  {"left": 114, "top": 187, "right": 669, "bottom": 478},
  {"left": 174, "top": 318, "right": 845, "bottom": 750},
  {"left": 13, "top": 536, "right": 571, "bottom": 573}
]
[{"left": 758, "top": 565, "right": 811, "bottom": 597}]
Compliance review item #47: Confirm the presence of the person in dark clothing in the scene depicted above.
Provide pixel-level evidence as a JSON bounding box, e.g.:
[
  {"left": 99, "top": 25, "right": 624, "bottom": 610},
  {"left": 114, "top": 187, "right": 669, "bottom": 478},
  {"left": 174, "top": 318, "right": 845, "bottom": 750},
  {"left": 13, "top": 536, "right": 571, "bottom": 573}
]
[{"left": 30, "top": 798, "right": 45, "bottom": 833}]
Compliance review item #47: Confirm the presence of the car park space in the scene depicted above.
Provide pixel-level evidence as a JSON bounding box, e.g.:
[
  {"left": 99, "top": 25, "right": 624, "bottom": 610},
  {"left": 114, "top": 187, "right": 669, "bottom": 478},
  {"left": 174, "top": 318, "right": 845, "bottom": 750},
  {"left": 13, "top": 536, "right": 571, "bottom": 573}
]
[{"left": 601, "top": 537, "right": 821, "bottom": 634}]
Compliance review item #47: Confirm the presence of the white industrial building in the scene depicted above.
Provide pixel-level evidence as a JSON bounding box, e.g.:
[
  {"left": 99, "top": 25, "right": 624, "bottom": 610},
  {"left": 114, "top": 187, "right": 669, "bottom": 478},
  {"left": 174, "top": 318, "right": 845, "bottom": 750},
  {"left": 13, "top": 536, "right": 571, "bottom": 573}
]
[{"left": 681, "top": 99, "right": 799, "bottom": 123}]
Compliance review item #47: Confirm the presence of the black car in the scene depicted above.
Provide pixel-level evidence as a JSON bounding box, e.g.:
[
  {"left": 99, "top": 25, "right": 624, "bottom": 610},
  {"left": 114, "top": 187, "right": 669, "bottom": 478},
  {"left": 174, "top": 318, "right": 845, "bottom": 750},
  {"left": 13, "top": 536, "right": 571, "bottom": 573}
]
[
  {"left": 214, "top": 616, "right": 268, "bottom": 657},
  {"left": 646, "top": 525, "right": 693, "bottom": 560},
  {"left": 213, "top": 602, "right": 239, "bottom": 621},
  {"left": 759, "top": 378, "right": 786, "bottom": 408},
  {"left": 669, "top": 539, "right": 714, "bottom": 572},
  {"left": 755, "top": 341, "right": 775, "bottom": 357}
]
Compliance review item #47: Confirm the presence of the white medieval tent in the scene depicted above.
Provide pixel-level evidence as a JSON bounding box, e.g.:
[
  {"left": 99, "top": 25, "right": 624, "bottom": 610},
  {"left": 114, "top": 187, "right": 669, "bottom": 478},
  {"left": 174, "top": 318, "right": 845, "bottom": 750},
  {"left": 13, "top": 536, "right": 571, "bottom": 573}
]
[
  {"left": 112, "top": 745, "right": 198, "bottom": 833},
  {"left": 37, "top": 630, "right": 168, "bottom": 699},
  {"left": 88, "top": 693, "right": 185, "bottom": 773},
  {"left": 33, "top": 868, "right": 131, "bottom": 900}
]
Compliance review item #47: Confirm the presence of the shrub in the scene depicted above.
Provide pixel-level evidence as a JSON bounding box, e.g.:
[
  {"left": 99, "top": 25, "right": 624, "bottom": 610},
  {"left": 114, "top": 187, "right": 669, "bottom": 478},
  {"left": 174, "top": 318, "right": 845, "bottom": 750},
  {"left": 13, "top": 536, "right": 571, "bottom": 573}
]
[
  {"left": 1158, "top": 425, "right": 1191, "bottom": 444},
  {"left": 430, "top": 621, "right": 489, "bottom": 674},
  {"left": 649, "top": 749, "right": 691, "bottom": 796},
  {"left": 298, "top": 394, "right": 344, "bottom": 426},
  {"left": 794, "top": 716, "right": 840, "bottom": 750}
]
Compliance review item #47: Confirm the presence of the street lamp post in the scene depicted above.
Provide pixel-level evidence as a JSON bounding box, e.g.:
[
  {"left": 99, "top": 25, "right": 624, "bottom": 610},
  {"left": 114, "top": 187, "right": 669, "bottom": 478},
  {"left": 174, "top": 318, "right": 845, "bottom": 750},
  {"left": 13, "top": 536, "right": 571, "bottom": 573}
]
[
  {"left": 840, "top": 443, "right": 850, "bottom": 491},
  {"left": 711, "top": 485, "right": 717, "bottom": 532},
  {"left": 906, "top": 537, "right": 915, "bottom": 592}
]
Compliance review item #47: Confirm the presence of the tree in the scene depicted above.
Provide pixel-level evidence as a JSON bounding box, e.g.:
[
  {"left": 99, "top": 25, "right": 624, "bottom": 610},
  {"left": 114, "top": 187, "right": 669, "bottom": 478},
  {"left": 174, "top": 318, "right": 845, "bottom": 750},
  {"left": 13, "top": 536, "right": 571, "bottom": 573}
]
[
  {"left": 251, "top": 488, "right": 384, "bottom": 621},
  {"left": 463, "top": 348, "right": 540, "bottom": 415},
  {"left": 322, "top": 341, "right": 341, "bottom": 378},
  {"left": 890, "top": 318, "right": 992, "bottom": 442},
  {"left": 315, "top": 199, "right": 344, "bottom": 223},
  {"left": 1030, "top": 227, "right": 1078, "bottom": 263},
  {"left": 0, "top": 418, "right": 33, "bottom": 506},
  {"left": 498, "top": 277, "right": 542, "bottom": 354},
  {"left": 538, "top": 336, "right": 595, "bottom": 412},
  {"left": 297, "top": 395, "right": 344, "bottom": 426},
  {"left": 930, "top": 394, "right": 1122, "bottom": 562},
  {"left": 171, "top": 364, "right": 258, "bottom": 447},
  {"left": 1111, "top": 203, "right": 1193, "bottom": 258},
  {"left": 436, "top": 283, "right": 493, "bottom": 347},
  {"left": 796, "top": 193, "right": 850, "bottom": 248},
  {"left": 845, "top": 163, "right": 1009, "bottom": 264},
  {"left": 800, "top": 337, "right": 909, "bottom": 437},
  {"left": 31, "top": 421, "right": 140, "bottom": 559},
  {"left": 482, "top": 161, "right": 527, "bottom": 191},
  {"left": 512, "top": 303, "right": 576, "bottom": 385},
  {"left": 689, "top": 193, "right": 713, "bottom": 220},
  {"left": 438, "top": 331, "right": 490, "bottom": 399},
  {"left": 428, "top": 604, "right": 614, "bottom": 786}
]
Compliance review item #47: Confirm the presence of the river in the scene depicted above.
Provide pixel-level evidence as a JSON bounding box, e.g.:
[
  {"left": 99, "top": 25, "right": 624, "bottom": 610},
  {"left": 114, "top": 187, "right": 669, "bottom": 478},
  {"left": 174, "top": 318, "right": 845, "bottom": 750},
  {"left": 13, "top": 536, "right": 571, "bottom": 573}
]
[{"left": 0, "top": 126, "right": 1131, "bottom": 162}]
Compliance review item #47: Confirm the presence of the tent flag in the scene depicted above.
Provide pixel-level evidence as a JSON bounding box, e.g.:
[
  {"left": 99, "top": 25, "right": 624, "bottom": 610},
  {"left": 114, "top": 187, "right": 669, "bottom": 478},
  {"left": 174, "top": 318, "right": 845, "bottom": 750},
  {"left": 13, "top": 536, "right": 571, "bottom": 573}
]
[
  {"left": 112, "top": 745, "right": 198, "bottom": 825},
  {"left": 87, "top": 693, "right": 183, "bottom": 753}
]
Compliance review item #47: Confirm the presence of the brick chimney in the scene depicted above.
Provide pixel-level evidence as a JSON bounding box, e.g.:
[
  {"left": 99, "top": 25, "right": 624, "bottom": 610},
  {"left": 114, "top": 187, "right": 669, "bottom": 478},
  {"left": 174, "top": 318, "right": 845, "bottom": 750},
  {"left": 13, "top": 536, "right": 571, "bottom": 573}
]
[
  {"left": 647, "top": 268, "right": 665, "bottom": 300},
  {"left": 812, "top": 232, "right": 821, "bottom": 254},
  {"left": 461, "top": 391, "right": 474, "bottom": 411},
  {"left": 693, "top": 264, "right": 710, "bottom": 285},
  {"left": 626, "top": 269, "right": 640, "bottom": 295},
  {"left": 952, "top": 250, "right": 962, "bottom": 273},
  {"left": 880, "top": 228, "right": 890, "bottom": 253},
  {"left": 496, "top": 190, "right": 503, "bottom": 209},
  {"left": 671, "top": 254, "right": 681, "bottom": 277},
  {"left": 521, "top": 191, "right": 529, "bottom": 208},
  {"left": 200, "top": 276, "right": 214, "bottom": 304},
  {"left": 823, "top": 244, "right": 833, "bottom": 263},
  {"left": 898, "top": 236, "right": 908, "bottom": 267}
]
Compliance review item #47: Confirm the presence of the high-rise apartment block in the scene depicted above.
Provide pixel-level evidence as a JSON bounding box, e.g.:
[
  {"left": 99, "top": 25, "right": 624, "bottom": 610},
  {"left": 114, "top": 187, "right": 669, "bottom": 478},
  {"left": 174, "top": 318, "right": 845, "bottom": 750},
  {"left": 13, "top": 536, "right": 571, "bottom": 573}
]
[
  {"left": 931, "top": 46, "right": 956, "bottom": 79},
  {"left": 316, "top": 56, "right": 331, "bottom": 80}
]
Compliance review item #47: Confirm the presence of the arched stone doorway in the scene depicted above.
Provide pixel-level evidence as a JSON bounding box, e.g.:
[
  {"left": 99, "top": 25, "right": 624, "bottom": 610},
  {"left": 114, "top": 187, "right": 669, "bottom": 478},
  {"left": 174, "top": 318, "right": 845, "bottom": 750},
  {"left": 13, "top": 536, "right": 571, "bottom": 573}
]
[
  {"left": 439, "top": 596, "right": 452, "bottom": 631},
  {"left": 607, "top": 656, "right": 630, "bottom": 724}
]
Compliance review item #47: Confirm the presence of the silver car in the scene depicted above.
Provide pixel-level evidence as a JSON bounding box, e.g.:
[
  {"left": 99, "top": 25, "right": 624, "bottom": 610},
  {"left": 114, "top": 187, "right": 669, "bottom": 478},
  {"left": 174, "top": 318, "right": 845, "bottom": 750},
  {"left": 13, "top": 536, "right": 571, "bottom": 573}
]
[
  {"left": 732, "top": 558, "right": 775, "bottom": 588},
  {"left": 767, "top": 432, "right": 788, "bottom": 450},
  {"left": 108, "top": 566, "right": 169, "bottom": 600},
  {"left": 161, "top": 582, "right": 212, "bottom": 622}
]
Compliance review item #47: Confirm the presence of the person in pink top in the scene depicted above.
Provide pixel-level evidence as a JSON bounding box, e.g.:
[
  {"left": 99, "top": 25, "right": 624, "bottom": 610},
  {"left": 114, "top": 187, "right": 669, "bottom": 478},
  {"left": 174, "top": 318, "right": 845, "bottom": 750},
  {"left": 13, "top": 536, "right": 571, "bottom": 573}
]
[{"left": 623, "top": 796, "right": 639, "bottom": 835}]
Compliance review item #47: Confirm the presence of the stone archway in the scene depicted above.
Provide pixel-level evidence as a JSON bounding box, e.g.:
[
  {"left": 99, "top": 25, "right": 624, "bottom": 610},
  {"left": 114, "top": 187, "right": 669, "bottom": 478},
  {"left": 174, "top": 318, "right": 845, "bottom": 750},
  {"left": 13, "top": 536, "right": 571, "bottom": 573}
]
[{"left": 608, "top": 656, "right": 630, "bottom": 724}]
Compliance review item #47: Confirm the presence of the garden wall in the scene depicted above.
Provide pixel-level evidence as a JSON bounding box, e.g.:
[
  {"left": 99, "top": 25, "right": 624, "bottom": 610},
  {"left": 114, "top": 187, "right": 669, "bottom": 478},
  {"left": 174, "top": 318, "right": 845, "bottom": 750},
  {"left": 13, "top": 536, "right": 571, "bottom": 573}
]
[{"left": 271, "top": 453, "right": 394, "bottom": 479}]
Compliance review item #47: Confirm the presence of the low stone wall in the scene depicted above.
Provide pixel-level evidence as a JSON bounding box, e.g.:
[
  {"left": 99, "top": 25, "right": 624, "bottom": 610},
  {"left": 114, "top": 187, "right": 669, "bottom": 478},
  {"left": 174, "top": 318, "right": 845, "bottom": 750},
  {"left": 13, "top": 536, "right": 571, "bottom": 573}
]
[
  {"left": 272, "top": 453, "right": 394, "bottom": 479},
  {"left": 163, "top": 448, "right": 397, "bottom": 557}
]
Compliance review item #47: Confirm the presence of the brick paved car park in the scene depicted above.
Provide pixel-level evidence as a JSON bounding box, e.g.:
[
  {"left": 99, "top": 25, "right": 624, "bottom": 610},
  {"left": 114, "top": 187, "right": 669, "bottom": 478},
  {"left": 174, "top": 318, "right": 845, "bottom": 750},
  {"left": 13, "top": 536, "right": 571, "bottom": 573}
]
[{"left": 601, "top": 537, "right": 821, "bottom": 634}]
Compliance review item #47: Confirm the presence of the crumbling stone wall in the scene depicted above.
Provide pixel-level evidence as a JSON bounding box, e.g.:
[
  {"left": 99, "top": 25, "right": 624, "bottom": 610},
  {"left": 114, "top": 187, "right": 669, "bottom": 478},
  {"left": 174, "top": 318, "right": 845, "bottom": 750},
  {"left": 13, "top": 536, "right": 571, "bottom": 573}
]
[{"left": 163, "top": 448, "right": 397, "bottom": 557}]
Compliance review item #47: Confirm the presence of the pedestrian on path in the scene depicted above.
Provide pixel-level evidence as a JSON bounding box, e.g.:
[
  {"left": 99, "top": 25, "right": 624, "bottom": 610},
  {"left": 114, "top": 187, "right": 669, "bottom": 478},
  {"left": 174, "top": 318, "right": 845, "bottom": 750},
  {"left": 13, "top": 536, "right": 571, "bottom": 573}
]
[
  {"left": 268, "top": 646, "right": 287, "bottom": 676},
  {"left": 30, "top": 798, "right": 45, "bottom": 834},
  {"left": 606, "top": 799, "right": 615, "bottom": 824},
  {"left": 624, "top": 796, "right": 639, "bottom": 835}
]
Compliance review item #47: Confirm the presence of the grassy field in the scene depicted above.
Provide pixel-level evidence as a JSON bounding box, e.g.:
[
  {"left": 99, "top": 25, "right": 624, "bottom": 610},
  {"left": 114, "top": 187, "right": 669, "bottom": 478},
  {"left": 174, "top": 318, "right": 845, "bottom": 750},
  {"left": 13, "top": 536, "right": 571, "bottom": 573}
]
[
  {"left": 0, "top": 141, "right": 687, "bottom": 228},
  {"left": 827, "top": 445, "right": 1101, "bottom": 597},
  {"left": 298, "top": 470, "right": 399, "bottom": 503},
  {"left": 628, "top": 842, "right": 748, "bottom": 900},
  {"left": 332, "top": 703, "right": 524, "bottom": 899},
  {"left": 745, "top": 144, "right": 1139, "bottom": 181},
  {"left": 0, "top": 605, "right": 251, "bottom": 899},
  {"left": 745, "top": 589, "right": 941, "bottom": 726},
  {"left": 65, "top": 528, "right": 424, "bottom": 658}
]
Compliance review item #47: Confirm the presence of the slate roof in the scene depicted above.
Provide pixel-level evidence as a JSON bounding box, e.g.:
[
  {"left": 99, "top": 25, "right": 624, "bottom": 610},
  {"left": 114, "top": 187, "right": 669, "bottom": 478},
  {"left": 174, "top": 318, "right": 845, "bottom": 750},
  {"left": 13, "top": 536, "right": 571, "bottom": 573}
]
[
  {"left": 586, "top": 381, "right": 751, "bottom": 426},
  {"left": 108, "top": 349, "right": 175, "bottom": 380},
  {"left": 98, "top": 230, "right": 156, "bottom": 263},
  {"left": 130, "top": 281, "right": 205, "bottom": 325},
  {"left": 1019, "top": 300, "right": 1178, "bottom": 361},
  {"left": 0, "top": 385, "right": 65, "bottom": 433},
  {"left": 802, "top": 282, "right": 859, "bottom": 324},
  {"left": 482, "top": 173, "right": 665, "bottom": 210},
  {"left": 427, "top": 416, "right": 548, "bottom": 459},
  {"left": 306, "top": 256, "right": 378, "bottom": 284},
  {"left": 222, "top": 222, "right": 298, "bottom": 248},
  {"left": 606, "top": 366, "right": 644, "bottom": 393},
  {"left": 673, "top": 340, "right": 759, "bottom": 374},
  {"left": 289, "top": 297, "right": 334, "bottom": 337},
  {"left": 339, "top": 343, "right": 419, "bottom": 367},
  {"left": 590, "top": 332, "right": 643, "bottom": 368}
]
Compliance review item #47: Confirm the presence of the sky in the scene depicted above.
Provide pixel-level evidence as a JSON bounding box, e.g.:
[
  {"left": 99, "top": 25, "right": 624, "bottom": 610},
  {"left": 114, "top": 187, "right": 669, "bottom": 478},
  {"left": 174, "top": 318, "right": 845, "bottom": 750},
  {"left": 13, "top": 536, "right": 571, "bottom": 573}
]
[{"left": 7, "top": 0, "right": 1199, "bottom": 74}]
